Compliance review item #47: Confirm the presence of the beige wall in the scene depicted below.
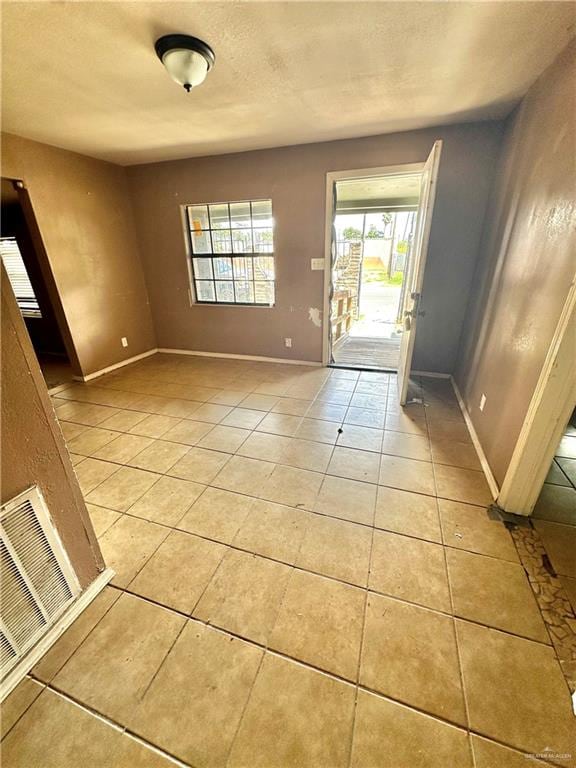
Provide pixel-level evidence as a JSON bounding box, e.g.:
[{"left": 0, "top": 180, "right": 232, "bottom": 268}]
[
  {"left": 127, "top": 121, "right": 503, "bottom": 370},
  {"left": 455, "top": 42, "right": 576, "bottom": 487},
  {"left": 1, "top": 266, "right": 103, "bottom": 588},
  {"left": 1, "top": 133, "right": 156, "bottom": 377}
]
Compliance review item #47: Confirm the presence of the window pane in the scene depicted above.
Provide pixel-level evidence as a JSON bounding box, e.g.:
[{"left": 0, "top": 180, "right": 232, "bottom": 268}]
[
  {"left": 212, "top": 229, "right": 232, "bottom": 253},
  {"left": 254, "top": 256, "right": 274, "bottom": 280},
  {"left": 235, "top": 281, "right": 255, "bottom": 303},
  {"left": 231, "top": 228, "right": 253, "bottom": 253},
  {"left": 195, "top": 281, "right": 215, "bottom": 301},
  {"left": 209, "top": 203, "right": 230, "bottom": 229},
  {"left": 213, "top": 257, "right": 233, "bottom": 279},
  {"left": 230, "top": 201, "right": 251, "bottom": 228},
  {"left": 252, "top": 200, "right": 273, "bottom": 226},
  {"left": 253, "top": 228, "right": 274, "bottom": 252},
  {"left": 215, "top": 281, "right": 235, "bottom": 302},
  {"left": 233, "top": 257, "right": 254, "bottom": 280},
  {"left": 193, "top": 258, "right": 213, "bottom": 280},
  {"left": 191, "top": 230, "right": 212, "bottom": 254},
  {"left": 255, "top": 281, "right": 274, "bottom": 305},
  {"left": 188, "top": 205, "right": 209, "bottom": 231}
]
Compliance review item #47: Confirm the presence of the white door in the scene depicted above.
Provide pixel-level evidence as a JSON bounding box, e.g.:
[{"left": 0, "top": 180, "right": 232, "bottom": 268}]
[{"left": 397, "top": 140, "right": 443, "bottom": 405}]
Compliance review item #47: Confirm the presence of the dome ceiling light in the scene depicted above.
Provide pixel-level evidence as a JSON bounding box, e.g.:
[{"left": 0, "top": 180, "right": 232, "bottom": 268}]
[{"left": 155, "top": 34, "right": 215, "bottom": 92}]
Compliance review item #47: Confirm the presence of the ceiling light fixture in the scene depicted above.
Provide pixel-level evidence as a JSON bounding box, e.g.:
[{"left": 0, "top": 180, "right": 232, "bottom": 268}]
[{"left": 155, "top": 34, "right": 215, "bottom": 93}]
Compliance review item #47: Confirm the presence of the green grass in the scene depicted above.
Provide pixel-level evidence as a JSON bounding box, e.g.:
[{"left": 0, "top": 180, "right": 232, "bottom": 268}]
[{"left": 363, "top": 270, "right": 403, "bottom": 285}]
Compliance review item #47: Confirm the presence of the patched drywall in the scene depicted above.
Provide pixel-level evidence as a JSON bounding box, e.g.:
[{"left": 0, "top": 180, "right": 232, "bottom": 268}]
[
  {"left": 1, "top": 266, "right": 103, "bottom": 588},
  {"left": 455, "top": 41, "right": 576, "bottom": 486}
]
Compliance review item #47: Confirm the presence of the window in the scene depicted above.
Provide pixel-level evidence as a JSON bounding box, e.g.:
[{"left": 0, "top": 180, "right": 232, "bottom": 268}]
[
  {"left": 185, "top": 199, "right": 275, "bottom": 305},
  {"left": 0, "top": 236, "right": 41, "bottom": 317}
]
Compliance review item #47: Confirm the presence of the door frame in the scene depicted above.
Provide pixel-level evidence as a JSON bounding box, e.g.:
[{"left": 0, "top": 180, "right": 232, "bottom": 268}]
[
  {"left": 497, "top": 273, "right": 576, "bottom": 515},
  {"left": 322, "top": 162, "right": 424, "bottom": 367}
]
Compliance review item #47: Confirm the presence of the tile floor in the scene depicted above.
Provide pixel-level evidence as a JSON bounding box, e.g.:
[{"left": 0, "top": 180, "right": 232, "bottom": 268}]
[{"left": 2, "top": 354, "right": 575, "bottom": 767}]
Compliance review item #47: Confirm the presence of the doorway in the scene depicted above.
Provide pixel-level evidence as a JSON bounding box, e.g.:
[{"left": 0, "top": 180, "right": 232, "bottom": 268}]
[
  {"left": 324, "top": 165, "right": 423, "bottom": 371},
  {"left": 1, "top": 178, "right": 77, "bottom": 389}
]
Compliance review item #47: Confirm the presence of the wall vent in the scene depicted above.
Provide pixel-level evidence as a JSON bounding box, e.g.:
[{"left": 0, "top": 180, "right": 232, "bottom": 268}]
[{"left": 0, "top": 486, "right": 80, "bottom": 681}]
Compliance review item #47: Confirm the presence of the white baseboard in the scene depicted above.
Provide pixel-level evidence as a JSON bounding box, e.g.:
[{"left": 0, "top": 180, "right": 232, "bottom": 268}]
[
  {"left": 157, "top": 348, "right": 322, "bottom": 367},
  {"left": 450, "top": 376, "right": 500, "bottom": 500},
  {"left": 74, "top": 349, "right": 158, "bottom": 382},
  {"left": 0, "top": 568, "right": 114, "bottom": 702},
  {"left": 413, "top": 370, "right": 452, "bottom": 379}
]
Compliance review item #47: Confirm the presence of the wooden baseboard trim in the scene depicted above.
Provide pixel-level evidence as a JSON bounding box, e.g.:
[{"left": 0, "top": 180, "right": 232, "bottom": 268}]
[
  {"left": 157, "top": 348, "right": 322, "bottom": 366},
  {"left": 74, "top": 350, "right": 158, "bottom": 382}
]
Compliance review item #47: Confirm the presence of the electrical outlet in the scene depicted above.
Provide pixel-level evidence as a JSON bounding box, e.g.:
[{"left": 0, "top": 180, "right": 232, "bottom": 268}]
[
  {"left": 285, "top": 338, "right": 292, "bottom": 348},
  {"left": 121, "top": 337, "right": 128, "bottom": 348},
  {"left": 311, "top": 258, "right": 325, "bottom": 271},
  {"left": 479, "top": 393, "right": 486, "bottom": 411}
]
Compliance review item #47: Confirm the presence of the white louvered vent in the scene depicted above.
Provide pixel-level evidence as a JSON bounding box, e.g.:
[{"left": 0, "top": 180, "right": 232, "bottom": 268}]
[{"left": 0, "top": 487, "right": 80, "bottom": 681}]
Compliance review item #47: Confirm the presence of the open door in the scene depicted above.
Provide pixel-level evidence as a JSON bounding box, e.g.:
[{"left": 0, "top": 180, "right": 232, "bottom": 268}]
[{"left": 396, "top": 140, "right": 442, "bottom": 405}]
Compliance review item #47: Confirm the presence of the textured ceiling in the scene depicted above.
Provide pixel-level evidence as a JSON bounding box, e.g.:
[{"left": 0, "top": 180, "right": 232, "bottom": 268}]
[{"left": 2, "top": 1, "right": 575, "bottom": 165}]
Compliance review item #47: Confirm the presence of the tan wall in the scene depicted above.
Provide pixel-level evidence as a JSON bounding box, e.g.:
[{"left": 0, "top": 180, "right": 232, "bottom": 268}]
[
  {"left": 455, "top": 42, "right": 576, "bottom": 487},
  {"left": 127, "top": 122, "right": 503, "bottom": 370},
  {"left": 1, "top": 133, "right": 156, "bottom": 377},
  {"left": 1, "top": 266, "right": 103, "bottom": 588}
]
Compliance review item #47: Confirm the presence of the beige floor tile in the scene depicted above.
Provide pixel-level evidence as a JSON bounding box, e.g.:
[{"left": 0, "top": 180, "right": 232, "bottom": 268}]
[
  {"left": 349, "top": 392, "right": 385, "bottom": 410},
  {"left": 86, "top": 503, "right": 121, "bottom": 537},
  {"left": 55, "top": 401, "right": 119, "bottom": 426},
  {"left": 69, "top": 453, "right": 85, "bottom": 466},
  {"left": 256, "top": 412, "right": 303, "bottom": 437},
  {"left": 382, "top": 430, "right": 431, "bottom": 461},
  {"left": 337, "top": 424, "right": 383, "bottom": 452},
  {"left": 384, "top": 411, "right": 427, "bottom": 435},
  {"left": 127, "top": 475, "right": 204, "bottom": 526},
  {"left": 98, "top": 515, "right": 169, "bottom": 587},
  {"left": 313, "top": 475, "right": 376, "bottom": 525},
  {"left": 295, "top": 417, "right": 340, "bottom": 444},
  {"left": 129, "top": 531, "right": 226, "bottom": 613},
  {"left": 209, "top": 389, "right": 247, "bottom": 406},
  {"left": 533, "top": 484, "right": 576, "bottom": 526},
  {"left": 533, "top": 520, "right": 576, "bottom": 577},
  {"left": 86, "top": 465, "right": 160, "bottom": 511},
  {"left": 128, "top": 439, "right": 190, "bottom": 473},
  {"left": 446, "top": 548, "right": 549, "bottom": 642},
  {"left": 93, "top": 433, "right": 155, "bottom": 464},
  {"left": 240, "top": 393, "right": 279, "bottom": 411},
  {"left": 270, "top": 570, "right": 364, "bottom": 679},
  {"left": 74, "top": 458, "right": 118, "bottom": 494},
  {"left": 260, "top": 464, "right": 323, "bottom": 508},
  {"left": 379, "top": 454, "right": 436, "bottom": 496},
  {"left": 53, "top": 593, "right": 185, "bottom": 723},
  {"left": 59, "top": 421, "right": 88, "bottom": 440},
  {"left": 212, "top": 454, "right": 276, "bottom": 496},
  {"left": 98, "top": 409, "right": 149, "bottom": 432},
  {"left": 430, "top": 437, "right": 482, "bottom": 471},
  {"left": 327, "top": 446, "right": 380, "bottom": 483},
  {"left": 233, "top": 498, "right": 310, "bottom": 563},
  {"left": 351, "top": 690, "right": 472, "bottom": 768},
  {"left": 178, "top": 487, "right": 254, "bottom": 543},
  {"left": 239, "top": 431, "right": 290, "bottom": 462},
  {"left": 160, "top": 419, "right": 214, "bottom": 445},
  {"left": 434, "top": 464, "right": 493, "bottom": 506},
  {"left": 306, "top": 401, "right": 348, "bottom": 422},
  {"left": 192, "top": 402, "right": 233, "bottom": 423},
  {"left": 470, "top": 735, "right": 548, "bottom": 768},
  {"left": 280, "top": 437, "right": 333, "bottom": 473},
  {"left": 129, "top": 623, "right": 262, "bottom": 768},
  {"left": 271, "top": 397, "right": 312, "bottom": 416},
  {"left": 129, "top": 413, "right": 181, "bottom": 438},
  {"left": 439, "top": 499, "right": 519, "bottom": 562},
  {"left": 33, "top": 587, "right": 121, "bottom": 682},
  {"left": 168, "top": 446, "right": 230, "bottom": 483},
  {"left": 228, "top": 653, "right": 355, "bottom": 768},
  {"left": 557, "top": 456, "right": 576, "bottom": 485},
  {"left": 546, "top": 459, "right": 572, "bottom": 486},
  {"left": 370, "top": 529, "right": 451, "bottom": 611},
  {"left": 296, "top": 515, "right": 372, "bottom": 587},
  {"left": 361, "top": 594, "right": 466, "bottom": 725},
  {"left": 374, "top": 485, "right": 441, "bottom": 542},
  {"left": 558, "top": 434, "right": 576, "bottom": 459},
  {"left": 0, "top": 677, "right": 44, "bottom": 740},
  {"left": 428, "top": 419, "right": 472, "bottom": 443},
  {"left": 1, "top": 689, "right": 173, "bottom": 768},
  {"left": 193, "top": 550, "right": 292, "bottom": 643},
  {"left": 221, "top": 407, "right": 266, "bottom": 429},
  {"left": 317, "top": 388, "right": 353, "bottom": 406},
  {"left": 67, "top": 426, "right": 119, "bottom": 456},
  {"left": 345, "top": 406, "right": 386, "bottom": 429},
  {"left": 457, "top": 620, "right": 576, "bottom": 759}
]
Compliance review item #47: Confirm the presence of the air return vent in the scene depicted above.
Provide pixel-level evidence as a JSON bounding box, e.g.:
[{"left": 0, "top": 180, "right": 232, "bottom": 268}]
[{"left": 0, "top": 487, "right": 80, "bottom": 681}]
